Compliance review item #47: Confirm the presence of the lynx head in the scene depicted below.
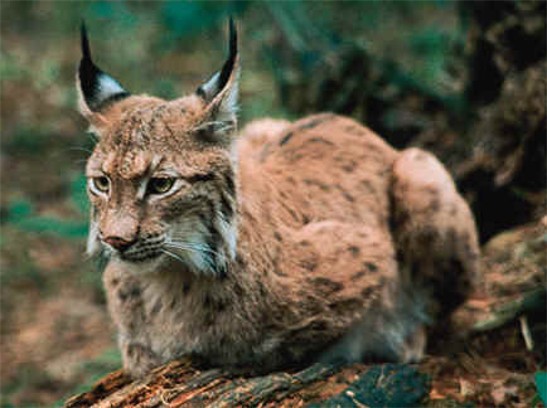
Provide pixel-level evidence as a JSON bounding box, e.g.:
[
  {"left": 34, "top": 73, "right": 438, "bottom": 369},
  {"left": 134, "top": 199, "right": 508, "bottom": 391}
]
[{"left": 78, "top": 20, "right": 239, "bottom": 278}]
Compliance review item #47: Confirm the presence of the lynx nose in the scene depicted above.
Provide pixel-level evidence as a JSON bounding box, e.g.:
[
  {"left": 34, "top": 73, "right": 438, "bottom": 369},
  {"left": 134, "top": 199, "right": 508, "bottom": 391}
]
[{"left": 103, "top": 236, "right": 136, "bottom": 252}]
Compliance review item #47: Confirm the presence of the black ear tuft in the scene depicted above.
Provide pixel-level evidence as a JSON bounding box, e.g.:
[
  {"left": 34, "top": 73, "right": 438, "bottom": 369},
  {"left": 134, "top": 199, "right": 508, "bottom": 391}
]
[
  {"left": 216, "top": 17, "right": 238, "bottom": 99},
  {"left": 80, "top": 22, "right": 92, "bottom": 61},
  {"left": 196, "top": 17, "right": 239, "bottom": 103},
  {"left": 78, "top": 23, "right": 130, "bottom": 113}
]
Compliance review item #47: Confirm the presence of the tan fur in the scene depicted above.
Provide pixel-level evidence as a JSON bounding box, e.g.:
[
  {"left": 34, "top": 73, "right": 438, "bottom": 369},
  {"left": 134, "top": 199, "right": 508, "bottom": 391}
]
[{"left": 81, "top": 48, "right": 479, "bottom": 379}]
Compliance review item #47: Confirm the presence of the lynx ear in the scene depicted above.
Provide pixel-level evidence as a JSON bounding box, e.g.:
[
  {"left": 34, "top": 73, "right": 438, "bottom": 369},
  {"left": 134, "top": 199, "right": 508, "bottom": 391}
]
[
  {"left": 77, "top": 23, "right": 130, "bottom": 119},
  {"left": 196, "top": 18, "right": 240, "bottom": 139}
]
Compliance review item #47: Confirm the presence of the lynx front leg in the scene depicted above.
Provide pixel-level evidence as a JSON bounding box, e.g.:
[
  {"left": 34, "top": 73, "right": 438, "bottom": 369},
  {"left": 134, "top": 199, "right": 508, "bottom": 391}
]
[
  {"left": 103, "top": 264, "right": 161, "bottom": 378},
  {"left": 391, "top": 148, "right": 480, "bottom": 321},
  {"left": 119, "top": 337, "right": 162, "bottom": 378}
]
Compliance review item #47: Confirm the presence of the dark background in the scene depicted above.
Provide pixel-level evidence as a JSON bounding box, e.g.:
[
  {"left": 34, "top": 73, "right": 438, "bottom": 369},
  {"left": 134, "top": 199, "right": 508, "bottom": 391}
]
[{"left": 1, "top": 1, "right": 545, "bottom": 406}]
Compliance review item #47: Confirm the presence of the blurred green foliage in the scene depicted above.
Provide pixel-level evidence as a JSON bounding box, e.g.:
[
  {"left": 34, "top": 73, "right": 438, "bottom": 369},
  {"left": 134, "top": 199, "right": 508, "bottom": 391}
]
[
  {"left": 5, "top": 206, "right": 87, "bottom": 238},
  {"left": 4, "top": 174, "right": 88, "bottom": 239}
]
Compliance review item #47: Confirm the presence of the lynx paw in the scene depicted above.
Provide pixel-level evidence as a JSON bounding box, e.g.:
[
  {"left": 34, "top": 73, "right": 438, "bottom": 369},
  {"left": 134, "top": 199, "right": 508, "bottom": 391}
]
[{"left": 122, "top": 342, "right": 162, "bottom": 378}]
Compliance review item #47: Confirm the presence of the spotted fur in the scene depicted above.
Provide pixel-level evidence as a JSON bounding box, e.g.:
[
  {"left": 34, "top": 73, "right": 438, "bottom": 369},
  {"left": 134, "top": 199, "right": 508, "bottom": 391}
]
[{"left": 78, "top": 23, "right": 480, "bottom": 378}]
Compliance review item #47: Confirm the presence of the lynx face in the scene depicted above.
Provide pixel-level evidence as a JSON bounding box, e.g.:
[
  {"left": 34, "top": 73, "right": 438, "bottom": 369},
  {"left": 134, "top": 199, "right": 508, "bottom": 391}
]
[{"left": 79, "top": 22, "right": 239, "bottom": 278}]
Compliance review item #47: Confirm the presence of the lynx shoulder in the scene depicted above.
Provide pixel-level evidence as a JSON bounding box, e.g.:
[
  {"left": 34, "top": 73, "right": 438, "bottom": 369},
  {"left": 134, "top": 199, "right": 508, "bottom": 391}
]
[{"left": 77, "top": 21, "right": 479, "bottom": 378}]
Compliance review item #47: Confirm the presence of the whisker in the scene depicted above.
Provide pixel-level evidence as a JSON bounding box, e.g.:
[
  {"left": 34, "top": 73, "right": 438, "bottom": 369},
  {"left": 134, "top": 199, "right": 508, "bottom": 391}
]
[
  {"left": 165, "top": 245, "right": 220, "bottom": 261},
  {"left": 163, "top": 242, "right": 210, "bottom": 257},
  {"left": 161, "top": 248, "right": 187, "bottom": 265},
  {"left": 165, "top": 241, "right": 222, "bottom": 257},
  {"left": 162, "top": 246, "right": 217, "bottom": 273}
]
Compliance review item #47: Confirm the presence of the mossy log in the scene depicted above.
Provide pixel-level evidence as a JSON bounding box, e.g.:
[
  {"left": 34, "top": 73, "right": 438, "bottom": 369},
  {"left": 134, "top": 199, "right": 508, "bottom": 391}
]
[{"left": 64, "top": 360, "right": 431, "bottom": 407}]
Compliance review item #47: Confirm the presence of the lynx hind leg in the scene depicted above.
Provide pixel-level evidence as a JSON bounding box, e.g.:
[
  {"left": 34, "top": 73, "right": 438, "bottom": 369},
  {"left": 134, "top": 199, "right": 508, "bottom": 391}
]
[
  {"left": 391, "top": 148, "right": 480, "bottom": 321},
  {"left": 322, "top": 295, "right": 428, "bottom": 365}
]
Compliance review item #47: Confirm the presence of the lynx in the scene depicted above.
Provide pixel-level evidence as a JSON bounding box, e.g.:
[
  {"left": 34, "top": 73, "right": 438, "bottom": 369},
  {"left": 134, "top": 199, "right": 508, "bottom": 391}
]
[{"left": 77, "top": 20, "right": 479, "bottom": 378}]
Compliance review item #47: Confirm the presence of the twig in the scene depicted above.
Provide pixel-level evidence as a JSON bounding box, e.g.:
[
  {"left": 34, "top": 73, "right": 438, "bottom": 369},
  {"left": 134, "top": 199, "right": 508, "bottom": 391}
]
[{"left": 519, "top": 315, "right": 534, "bottom": 351}]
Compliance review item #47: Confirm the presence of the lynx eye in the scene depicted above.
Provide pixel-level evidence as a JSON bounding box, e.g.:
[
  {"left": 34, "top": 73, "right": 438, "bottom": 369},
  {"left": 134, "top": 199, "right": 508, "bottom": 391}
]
[
  {"left": 148, "top": 177, "right": 176, "bottom": 195},
  {"left": 91, "top": 176, "right": 110, "bottom": 194}
]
